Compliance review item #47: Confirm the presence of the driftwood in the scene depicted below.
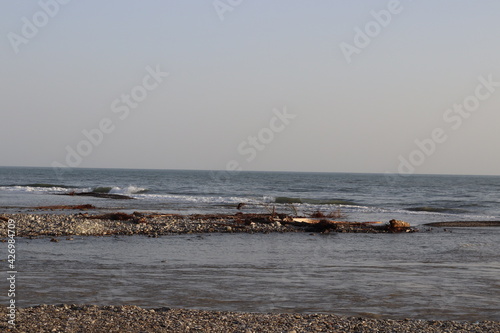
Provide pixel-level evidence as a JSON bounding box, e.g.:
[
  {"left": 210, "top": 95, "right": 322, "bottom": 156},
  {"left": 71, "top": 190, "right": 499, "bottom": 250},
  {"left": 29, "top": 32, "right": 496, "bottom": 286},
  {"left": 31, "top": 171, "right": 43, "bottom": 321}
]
[
  {"left": 282, "top": 217, "right": 413, "bottom": 233},
  {"left": 295, "top": 219, "right": 386, "bottom": 233}
]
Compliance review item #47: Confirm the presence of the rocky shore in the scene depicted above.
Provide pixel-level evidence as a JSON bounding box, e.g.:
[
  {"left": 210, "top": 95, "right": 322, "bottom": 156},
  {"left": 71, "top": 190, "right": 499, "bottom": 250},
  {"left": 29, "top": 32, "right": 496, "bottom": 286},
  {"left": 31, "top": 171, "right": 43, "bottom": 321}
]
[
  {"left": 0, "top": 212, "right": 415, "bottom": 238},
  {"left": 0, "top": 213, "right": 297, "bottom": 238},
  {"left": 2, "top": 304, "right": 499, "bottom": 333}
]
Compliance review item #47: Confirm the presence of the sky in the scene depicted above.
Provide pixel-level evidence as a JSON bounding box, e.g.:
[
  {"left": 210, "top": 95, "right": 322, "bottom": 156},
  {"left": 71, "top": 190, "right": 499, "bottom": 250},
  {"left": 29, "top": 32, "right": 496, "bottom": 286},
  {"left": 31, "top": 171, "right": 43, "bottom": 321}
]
[{"left": 1, "top": 0, "right": 500, "bottom": 175}]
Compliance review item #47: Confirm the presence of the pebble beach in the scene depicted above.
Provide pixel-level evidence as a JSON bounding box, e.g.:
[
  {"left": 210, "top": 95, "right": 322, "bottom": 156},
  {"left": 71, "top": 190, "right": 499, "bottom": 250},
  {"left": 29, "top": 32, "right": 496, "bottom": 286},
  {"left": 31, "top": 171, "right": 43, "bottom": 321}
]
[
  {"left": 0, "top": 212, "right": 300, "bottom": 238},
  {"left": 2, "top": 304, "right": 499, "bottom": 333}
]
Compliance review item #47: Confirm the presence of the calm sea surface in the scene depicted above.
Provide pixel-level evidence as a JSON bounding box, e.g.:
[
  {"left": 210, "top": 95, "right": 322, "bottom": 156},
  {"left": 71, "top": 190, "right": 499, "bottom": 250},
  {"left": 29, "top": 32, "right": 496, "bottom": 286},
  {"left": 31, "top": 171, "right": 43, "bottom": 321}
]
[{"left": 1, "top": 167, "right": 499, "bottom": 320}]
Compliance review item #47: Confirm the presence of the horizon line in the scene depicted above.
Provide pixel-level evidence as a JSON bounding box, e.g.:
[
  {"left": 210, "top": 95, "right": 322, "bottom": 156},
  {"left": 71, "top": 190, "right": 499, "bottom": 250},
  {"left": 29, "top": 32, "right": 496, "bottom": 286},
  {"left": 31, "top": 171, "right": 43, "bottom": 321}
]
[{"left": 1, "top": 165, "right": 499, "bottom": 178}]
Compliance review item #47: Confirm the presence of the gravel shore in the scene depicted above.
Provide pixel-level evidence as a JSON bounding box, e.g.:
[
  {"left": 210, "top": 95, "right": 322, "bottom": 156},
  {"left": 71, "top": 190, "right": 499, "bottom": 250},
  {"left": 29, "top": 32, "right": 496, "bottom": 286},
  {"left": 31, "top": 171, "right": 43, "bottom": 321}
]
[
  {"left": 0, "top": 213, "right": 299, "bottom": 238},
  {"left": 0, "top": 212, "right": 409, "bottom": 238},
  {"left": 2, "top": 305, "right": 499, "bottom": 333}
]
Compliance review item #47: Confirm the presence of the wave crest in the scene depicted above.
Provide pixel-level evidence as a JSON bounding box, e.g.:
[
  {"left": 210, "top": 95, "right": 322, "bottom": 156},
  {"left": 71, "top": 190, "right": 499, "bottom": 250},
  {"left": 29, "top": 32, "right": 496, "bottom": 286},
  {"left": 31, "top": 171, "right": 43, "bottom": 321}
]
[{"left": 109, "top": 186, "right": 148, "bottom": 195}]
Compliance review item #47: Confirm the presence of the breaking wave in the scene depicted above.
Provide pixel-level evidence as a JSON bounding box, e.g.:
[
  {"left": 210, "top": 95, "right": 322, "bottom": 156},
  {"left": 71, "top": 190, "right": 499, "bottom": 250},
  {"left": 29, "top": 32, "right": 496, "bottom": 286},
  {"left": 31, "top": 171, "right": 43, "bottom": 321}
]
[
  {"left": 91, "top": 186, "right": 148, "bottom": 195},
  {"left": 0, "top": 184, "right": 75, "bottom": 194},
  {"left": 0, "top": 184, "right": 148, "bottom": 196}
]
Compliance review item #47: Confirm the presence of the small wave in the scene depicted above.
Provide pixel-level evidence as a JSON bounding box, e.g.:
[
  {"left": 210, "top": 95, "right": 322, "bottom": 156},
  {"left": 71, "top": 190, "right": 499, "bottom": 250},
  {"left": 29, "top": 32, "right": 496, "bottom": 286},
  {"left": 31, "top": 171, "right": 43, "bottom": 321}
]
[
  {"left": 92, "top": 187, "right": 114, "bottom": 193},
  {"left": 89, "top": 186, "right": 148, "bottom": 195},
  {"left": 0, "top": 185, "right": 73, "bottom": 194},
  {"left": 133, "top": 193, "right": 260, "bottom": 205},
  {"left": 109, "top": 186, "right": 148, "bottom": 195},
  {"left": 274, "top": 197, "right": 358, "bottom": 206},
  {"left": 24, "top": 183, "right": 77, "bottom": 189},
  {"left": 2, "top": 183, "right": 77, "bottom": 189}
]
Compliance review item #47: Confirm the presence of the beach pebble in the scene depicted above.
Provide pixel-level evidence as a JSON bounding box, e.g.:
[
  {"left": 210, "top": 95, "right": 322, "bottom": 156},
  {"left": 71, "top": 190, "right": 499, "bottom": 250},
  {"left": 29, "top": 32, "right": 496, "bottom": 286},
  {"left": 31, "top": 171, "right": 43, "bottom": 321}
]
[{"left": 0, "top": 305, "right": 497, "bottom": 333}]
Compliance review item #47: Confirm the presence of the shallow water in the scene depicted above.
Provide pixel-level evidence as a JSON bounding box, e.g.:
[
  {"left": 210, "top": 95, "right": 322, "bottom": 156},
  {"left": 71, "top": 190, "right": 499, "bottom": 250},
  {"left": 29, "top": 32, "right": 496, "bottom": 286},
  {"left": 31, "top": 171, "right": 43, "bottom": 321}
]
[{"left": 10, "top": 228, "right": 500, "bottom": 321}]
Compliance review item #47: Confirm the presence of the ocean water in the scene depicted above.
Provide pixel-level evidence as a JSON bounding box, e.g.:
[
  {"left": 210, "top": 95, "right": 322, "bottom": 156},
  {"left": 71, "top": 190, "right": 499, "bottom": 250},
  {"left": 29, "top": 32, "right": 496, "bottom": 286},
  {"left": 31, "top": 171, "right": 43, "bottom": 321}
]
[
  {"left": 1, "top": 166, "right": 500, "bottom": 224},
  {"left": 1, "top": 167, "right": 499, "bottom": 320}
]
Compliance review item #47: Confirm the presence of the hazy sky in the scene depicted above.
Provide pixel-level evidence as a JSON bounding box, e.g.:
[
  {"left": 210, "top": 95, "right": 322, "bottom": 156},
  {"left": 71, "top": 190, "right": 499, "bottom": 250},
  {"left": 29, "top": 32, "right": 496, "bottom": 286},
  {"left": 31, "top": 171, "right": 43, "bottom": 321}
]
[{"left": 1, "top": 1, "right": 500, "bottom": 175}]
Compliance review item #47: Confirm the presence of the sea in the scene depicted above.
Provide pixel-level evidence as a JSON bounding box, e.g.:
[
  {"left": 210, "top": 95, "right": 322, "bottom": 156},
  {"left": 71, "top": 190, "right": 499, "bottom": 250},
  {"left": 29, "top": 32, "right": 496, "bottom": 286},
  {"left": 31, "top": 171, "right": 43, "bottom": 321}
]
[
  {"left": 2, "top": 166, "right": 500, "bottom": 223},
  {"left": 1, "top": 167, "right": 499, "bottom": 321}
]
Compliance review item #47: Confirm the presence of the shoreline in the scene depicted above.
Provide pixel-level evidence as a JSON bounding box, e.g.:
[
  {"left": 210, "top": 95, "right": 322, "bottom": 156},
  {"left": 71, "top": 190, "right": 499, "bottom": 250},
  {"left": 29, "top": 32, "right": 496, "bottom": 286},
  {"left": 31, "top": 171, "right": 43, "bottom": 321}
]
[
  {"left": 2, "top": 212, "right": 498, "bottom": 239},
  {"left": 2, "top": 305, "right": 499, "bottom": 333},
  {"left": 0, "top": 212, "right": 417, "bottom": 238}
]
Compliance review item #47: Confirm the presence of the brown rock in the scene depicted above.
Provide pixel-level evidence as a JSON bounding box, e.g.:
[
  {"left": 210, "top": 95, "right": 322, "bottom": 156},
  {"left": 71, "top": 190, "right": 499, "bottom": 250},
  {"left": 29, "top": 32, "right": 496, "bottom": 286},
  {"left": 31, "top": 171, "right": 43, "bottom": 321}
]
[
  {"left": 136, "top": 217, "right": 148, "bottom": 224},
  {"left": 389, "top": 219, "right": 410, "bottom": 228}
]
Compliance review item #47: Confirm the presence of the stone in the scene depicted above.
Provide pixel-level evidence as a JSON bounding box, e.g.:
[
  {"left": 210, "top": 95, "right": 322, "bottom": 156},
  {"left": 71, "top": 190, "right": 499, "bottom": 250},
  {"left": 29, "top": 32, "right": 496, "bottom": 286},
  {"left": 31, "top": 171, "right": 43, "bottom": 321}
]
[{"left": 389, "top": 219, "right": 410, "bottom": 229}]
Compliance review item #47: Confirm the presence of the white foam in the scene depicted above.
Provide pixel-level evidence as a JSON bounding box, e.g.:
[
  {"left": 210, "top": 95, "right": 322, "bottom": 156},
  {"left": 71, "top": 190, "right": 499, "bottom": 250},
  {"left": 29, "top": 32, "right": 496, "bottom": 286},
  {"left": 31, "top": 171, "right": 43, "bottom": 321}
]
[
  {"left": 109, "top": 186, "right": 147, "bottom": 195},
  {"left": 0, "top": 186, "right": 72, "bottom": 194},
  {"left": 132, "top": 193, "right": 260, "bottom": 205}
]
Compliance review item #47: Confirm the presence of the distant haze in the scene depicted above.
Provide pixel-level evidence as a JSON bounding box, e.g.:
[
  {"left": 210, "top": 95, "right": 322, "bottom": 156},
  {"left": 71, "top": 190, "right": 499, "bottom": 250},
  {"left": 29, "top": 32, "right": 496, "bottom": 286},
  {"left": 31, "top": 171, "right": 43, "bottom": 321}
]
[{"left": 2, "top": 1, "right": 500, "bottom": 175}]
